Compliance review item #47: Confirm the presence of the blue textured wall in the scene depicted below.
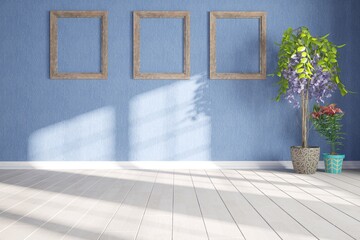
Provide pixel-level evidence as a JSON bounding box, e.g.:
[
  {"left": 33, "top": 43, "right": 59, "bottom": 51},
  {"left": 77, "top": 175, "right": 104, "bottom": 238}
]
[{"left": 0, "top": 0, "right": 359, "bottom": 161}]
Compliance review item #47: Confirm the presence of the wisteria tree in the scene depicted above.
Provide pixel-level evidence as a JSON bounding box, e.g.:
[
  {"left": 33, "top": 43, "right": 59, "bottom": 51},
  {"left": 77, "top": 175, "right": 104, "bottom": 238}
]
[{"left": 271, "top": 27, "right": 348, "bottom": 148}]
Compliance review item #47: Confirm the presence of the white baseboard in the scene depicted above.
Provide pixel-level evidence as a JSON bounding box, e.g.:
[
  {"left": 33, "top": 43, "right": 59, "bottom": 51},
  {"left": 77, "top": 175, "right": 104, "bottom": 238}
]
[{"left": 0, "top": 161, "right": 359, "bottom": 170}]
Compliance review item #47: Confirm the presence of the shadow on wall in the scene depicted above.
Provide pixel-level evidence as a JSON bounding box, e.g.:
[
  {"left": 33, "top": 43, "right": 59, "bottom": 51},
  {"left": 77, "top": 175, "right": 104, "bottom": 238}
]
[
  {"left": 129, "top": 73, "right": 211, "bottom": 161},
  {"left": 28, "top": 107, "right": 116, "bottom": 161},
  {"left": 27, "top": 74, "right": 211, "bottom": 161}
]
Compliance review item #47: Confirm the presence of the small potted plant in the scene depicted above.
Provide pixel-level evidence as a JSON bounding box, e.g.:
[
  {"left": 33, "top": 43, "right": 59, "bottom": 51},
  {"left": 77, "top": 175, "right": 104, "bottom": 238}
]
[
  {"left": 311, "top": 104, "right": 345, "bottom": 174},
  {"left": 270, "top": 26, "right": 348, "bottom": 174}
]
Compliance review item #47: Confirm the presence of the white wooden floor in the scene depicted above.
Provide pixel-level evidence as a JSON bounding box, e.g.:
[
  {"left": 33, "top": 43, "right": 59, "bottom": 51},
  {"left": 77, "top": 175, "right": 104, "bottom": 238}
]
[{"left": 0, "top": 169, "right": 360, "bottom": 240}]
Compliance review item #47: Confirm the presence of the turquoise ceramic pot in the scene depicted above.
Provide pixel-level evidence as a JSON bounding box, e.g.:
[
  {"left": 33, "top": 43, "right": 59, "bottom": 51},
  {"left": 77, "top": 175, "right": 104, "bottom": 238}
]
[{"left": 322, "top": 153, "right": 345, "bottom": 174}]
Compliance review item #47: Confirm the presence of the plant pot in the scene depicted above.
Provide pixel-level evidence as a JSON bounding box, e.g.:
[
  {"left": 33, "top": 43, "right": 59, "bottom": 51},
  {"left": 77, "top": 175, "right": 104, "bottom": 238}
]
[
  {"left": 323, "top": 153, "right": 345, "bottom": 174},
  {"left": 290, "top": 146, "right": 320, "bottom": 174}
]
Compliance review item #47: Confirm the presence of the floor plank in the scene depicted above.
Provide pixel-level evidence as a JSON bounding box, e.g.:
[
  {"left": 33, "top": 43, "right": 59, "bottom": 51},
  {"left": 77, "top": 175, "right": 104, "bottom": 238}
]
[
  {"left": 249, "top": 170, "right": 356, "bottom": 240},
  {"left": 99, "top": 170, "right": 158, "bottom": 240},
  {"left": 0, "top": 170, "right": 47, "bottom": 197},
  {"left": 313, "top": 173, "right": 360, "bottom": 196},
  {"left": 319, "top": 172, "right": 360, "bottom": 188},
  {"left": 339, "top": 170, "right": 360, "bottom": 180},
  {"left": 25, "top": 170, "right": 111, "bottom": 240},
  {"left": 271, "top": 171, "right": 360, "bottom": 222},
  {"left": 0, "top": 170, "right": 62, "bottom": 201},
  {"left": 136, "top": 170, "right": 173, "bottom": 240},
  {"left": 258, "top": 171, "right": 360, "bottom": 239},
  {"left": 222, "top": 170, "right": 316, "bottom": 240},
  {"left": 172, "top": 170, "right": 208, "bottom": 240},
  {"left": 206, "top": 170, "right": 280, "bottom": 240},
  {"left": 25, "top": 170, "right": 136, "bottom": 240},
  {"left": 294, "top": 173, "right": 360, "bottom": 207},
  {"left": 190, "top": 169, "right": 244, "bottom": 240},
  {"left": 333, "top": 172, "right": 360, "bottom": 183},
  {"left": 0, "top": 169, "right": 360, "bottom": 240},
  {"left": 0, "top": 170, "right": 79, "bottom": 229},
  {"left": 0, "top": 170, "right": 91, "bottom": 239},
  {"left": 62, "top": 170, "right": 142, "bottom": 240},
  {"left": 0, "top": 170, "right": 33, "bottom": 183}
]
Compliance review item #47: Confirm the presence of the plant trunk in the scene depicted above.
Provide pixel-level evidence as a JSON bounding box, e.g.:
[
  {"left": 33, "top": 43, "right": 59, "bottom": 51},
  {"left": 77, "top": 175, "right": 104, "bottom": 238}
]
[
  {"left": 330, "top": 117, "right": 337, "bottom": 155},
  {"left": 331, "top": 143, "right": 336, "bottom": 155},
  {"left": 301, "top": 91, "right": 309, "bottom": 148}
]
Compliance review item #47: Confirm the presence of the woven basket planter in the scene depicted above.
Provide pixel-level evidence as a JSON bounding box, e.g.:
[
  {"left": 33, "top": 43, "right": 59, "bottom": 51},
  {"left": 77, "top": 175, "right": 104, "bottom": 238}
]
[{"left": 290, "top": 146, "right": 320, "bottom": 174}]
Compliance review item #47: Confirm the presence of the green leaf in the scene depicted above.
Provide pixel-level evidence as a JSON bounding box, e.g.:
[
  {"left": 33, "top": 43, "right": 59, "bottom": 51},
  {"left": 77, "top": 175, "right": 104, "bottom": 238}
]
[
  {"left": 328, "top": 53, "right": 336, "bottom": 59},
  {"left": 301, "top": 52, "right": 307, "bottom": 57},
  {"left": 321, "top": 33, "right": 330, "bottom": 39},
  {"left": 296, "top": 68, "right": 304, "bottom": 73},
  {"left": 337, "top": 44, "right": 346, "bottom": 48},
  {"left": 301, "top": 58, "right": 308, "bottom": 63},
  {"left": 340, "top": 89, "right": 348, "bottom": 96},
  {"left": 296, "top": 63, "right": 303, "bottom": 69},
  {"left": 299, "top": 74, "right": 306, "bottom": 79},
  {"left": 306, "top": 62, "right": 314, "bottom": 70},
  {"left": 297, "top": 46, "right": 306, "bottom": 52}
]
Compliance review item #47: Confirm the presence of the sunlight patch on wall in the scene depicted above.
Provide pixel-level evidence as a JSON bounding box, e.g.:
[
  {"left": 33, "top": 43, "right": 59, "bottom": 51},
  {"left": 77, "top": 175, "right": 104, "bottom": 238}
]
[
  {"left": 129, "top": 73, "right": 211, "bottom": 161},
  {"left": 28, "top": 107, "right": 115, "bottom": 161}
]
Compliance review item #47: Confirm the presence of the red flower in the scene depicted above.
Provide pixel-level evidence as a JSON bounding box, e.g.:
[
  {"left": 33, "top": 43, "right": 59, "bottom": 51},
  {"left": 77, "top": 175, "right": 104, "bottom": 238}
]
[
  {"left": 311, "top": 104, "right": 343, "bottom": 120},
  {"left": 319, "top": 104, "right": 343, "bottom": 116},
  {"left": 311, "top": 112, "right": 321, "bottom": 119}
]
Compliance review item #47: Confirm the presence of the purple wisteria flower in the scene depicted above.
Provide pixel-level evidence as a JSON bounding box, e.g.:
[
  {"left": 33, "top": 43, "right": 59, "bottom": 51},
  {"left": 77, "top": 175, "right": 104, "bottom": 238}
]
[{"left": 282, "top": 53, "right": 337, "bottom": 108}]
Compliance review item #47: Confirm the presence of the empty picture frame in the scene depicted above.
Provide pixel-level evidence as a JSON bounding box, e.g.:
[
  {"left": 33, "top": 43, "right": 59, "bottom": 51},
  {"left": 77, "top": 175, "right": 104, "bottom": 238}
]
[
  {"left": 133, "top": 11, "right": 190, "bottom": 80},
  {"left": 210, "top": 11, "right": 266, "bottom": 80},
  {"left": 50, "top": 11, "right": 108, "bottom": 80}
]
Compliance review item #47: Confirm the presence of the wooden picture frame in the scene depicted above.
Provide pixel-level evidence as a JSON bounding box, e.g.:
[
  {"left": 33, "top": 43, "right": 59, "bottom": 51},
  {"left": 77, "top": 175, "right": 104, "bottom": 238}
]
[
  {"left": 133, "top": 11, "right": 190, "bottom": 80},
  {"left": 50, "top": 11, "right": 108, "bottom": 80},
  {"left": 210, "top": 11, "right": 266, "bottom": 80}
]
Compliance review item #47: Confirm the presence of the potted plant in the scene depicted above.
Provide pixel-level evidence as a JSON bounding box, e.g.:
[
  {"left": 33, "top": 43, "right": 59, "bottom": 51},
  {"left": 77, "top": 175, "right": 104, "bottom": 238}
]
[
  {"left": 270, "top": 27, "right": 348, "bottom": 174},
  {"left": 311, "top": 104, "right": 345, "bottom": 174}
]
